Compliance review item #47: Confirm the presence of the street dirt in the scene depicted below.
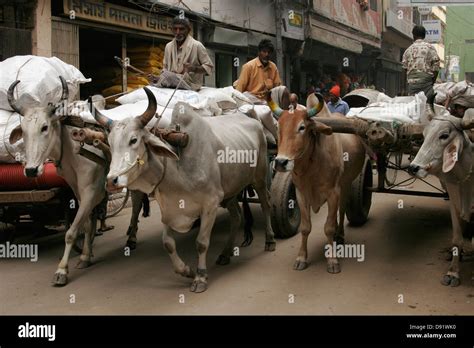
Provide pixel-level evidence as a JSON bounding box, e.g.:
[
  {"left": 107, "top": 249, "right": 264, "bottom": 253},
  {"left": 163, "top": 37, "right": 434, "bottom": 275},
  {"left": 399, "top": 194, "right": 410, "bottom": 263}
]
[{"left": 0, "top": 175, "right": 472, "bottom": 315}]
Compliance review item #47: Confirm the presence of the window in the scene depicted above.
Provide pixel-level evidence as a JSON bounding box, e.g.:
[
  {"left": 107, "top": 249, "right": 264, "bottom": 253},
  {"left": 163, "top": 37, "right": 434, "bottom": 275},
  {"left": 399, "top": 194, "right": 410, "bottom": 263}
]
[{"left": 370, "top": 0, "right": 377, "bottom": 11}]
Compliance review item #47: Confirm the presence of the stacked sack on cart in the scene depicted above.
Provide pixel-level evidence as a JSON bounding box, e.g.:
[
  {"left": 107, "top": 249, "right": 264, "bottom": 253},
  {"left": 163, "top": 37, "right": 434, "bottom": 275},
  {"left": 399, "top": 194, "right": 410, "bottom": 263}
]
[
  {"left": 434, "top": 80, "right": 474, "bottom": 108},
  {"left": 101, "top": 44, "right": 165, "bottom": 100},
  {"left": 346, "top": 91, "right": 429, "bottom": 125},
  {"left": 75, "top": 85, "right": 249, "bottom": 129},
  {"left": 0, "top": 55, "right": 90, "bottom": 163},
  {"left": 73, "top": 83, "right": 282, "bottom": 144}
]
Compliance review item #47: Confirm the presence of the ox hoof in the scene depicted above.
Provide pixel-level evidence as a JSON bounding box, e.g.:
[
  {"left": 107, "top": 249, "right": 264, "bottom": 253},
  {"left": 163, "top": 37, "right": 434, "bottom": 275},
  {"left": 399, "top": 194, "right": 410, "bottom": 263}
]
[
  {"left": 265, "top": 241, "right": 276, "bottom": 252},
  {"left": 216, "top": 254, "right": 231, "bottom": 265},
  {"left": 75, "top": 260, "right": 91, "bottom": 269},
  {"left": 441, "top": 274, "right": 460, "bottom": 287},
  {"left": 52, "top": 273, "right": 68, "bottom": 286},
  {"left": 190, "top": 279, "right": 208, "bottom": 293},
  {"left": 327, "top": 262, "right": 341, "bottom": 274},
  {"left": 126, "top": 240, "right": 137, "bottom": 250},
  {"left": 335, "top": 236, "right": 345, "bottom": 245},
  {"left": 293, "top": 260, "right": 308, "bottom": 271}
]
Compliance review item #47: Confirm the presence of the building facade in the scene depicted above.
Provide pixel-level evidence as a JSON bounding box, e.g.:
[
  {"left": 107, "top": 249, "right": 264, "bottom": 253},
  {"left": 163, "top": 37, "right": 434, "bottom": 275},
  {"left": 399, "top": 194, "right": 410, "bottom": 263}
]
[
  {"left": 1, "top": 0, "right": 422, "bottom": 99},
  {"left": 445, "top": 5, "right": 474, "bottom": 82},
  {"left": 379, "top": 0, "right": 413, "bottom": 96}
]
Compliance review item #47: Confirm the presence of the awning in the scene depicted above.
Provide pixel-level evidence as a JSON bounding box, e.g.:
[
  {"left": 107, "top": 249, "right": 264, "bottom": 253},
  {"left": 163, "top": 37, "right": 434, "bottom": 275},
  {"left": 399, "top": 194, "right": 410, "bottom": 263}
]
[
  {"left": 211, "top": 27, "right": 248, "bottom": 47},
  {"left": 310, "top": 20, "right": 363, "bottom": 54},
  {"left": 207, "top": 26, "right": 275, "bottom": 48},
  {"left": 309, "top": 17, "right": 381, "bottom": 54}
]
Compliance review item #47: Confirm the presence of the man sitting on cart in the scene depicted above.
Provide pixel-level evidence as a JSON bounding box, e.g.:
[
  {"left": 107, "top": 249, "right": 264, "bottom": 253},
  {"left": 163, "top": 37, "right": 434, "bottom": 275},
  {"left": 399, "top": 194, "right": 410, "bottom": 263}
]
[
  {"left": 234, "top": 39, "right": 290, "bottom": 110},
  {"left": 148, "top": 16, "right": 214, "bottom": 91}
]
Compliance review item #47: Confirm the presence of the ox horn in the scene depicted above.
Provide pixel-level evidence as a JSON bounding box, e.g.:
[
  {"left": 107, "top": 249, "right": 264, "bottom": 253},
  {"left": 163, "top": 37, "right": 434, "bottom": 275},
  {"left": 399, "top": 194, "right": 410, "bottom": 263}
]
[
  {"left": 461, "top": 108, "right": 474, "bottom": 130},
  {"left": 265, "top": 90, "right": 284, "bottom": 117},
  {"left": 89, "top": 97, "right": 113, "bottom": 129},
  {"left": 58, "top": 76, "right": 69, "bottom": 102},
  {"left": 7, "top": 80, "right": 24, "bottom": 115},
  {"left": 268, "top": 100, "right": 284, "bottom": 117},
  {"left": 307, "top": 93, "right": 324, "bottom": 118},
  {"left": 426, "top": 93, "right": 436, "bottom": 121},
  {"left": 138, "top": 87, "right": 157, "bottom": 127}
]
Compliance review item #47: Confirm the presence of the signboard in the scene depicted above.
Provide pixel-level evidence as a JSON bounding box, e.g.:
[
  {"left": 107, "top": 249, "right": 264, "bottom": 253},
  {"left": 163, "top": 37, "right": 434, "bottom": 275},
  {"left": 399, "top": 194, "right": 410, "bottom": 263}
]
[
  {"left": 282, "top": 7, "right": 304, "bottom": 40},
  {"left": 422, "top": 19, "right": 442, "bottom": 43},
  {"left": 417, "top": 6, "right": 432, "bottom": 15},
  {"left": 63, "top": 0, "right": 174, "bottom": 36},
  {"left": 398, "top": 0, "right": 474, "bottom": 6}
]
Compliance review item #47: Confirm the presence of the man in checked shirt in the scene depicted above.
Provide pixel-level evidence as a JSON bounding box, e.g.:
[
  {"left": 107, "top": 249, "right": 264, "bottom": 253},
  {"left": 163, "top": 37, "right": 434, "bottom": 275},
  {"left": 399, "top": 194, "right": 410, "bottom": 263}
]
[{"left": 402, "top": 25, "right": 440, "bottom": 99}]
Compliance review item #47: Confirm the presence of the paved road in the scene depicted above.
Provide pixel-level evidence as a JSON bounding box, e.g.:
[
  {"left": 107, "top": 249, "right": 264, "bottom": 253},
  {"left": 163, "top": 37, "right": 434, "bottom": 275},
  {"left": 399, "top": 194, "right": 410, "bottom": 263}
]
[{"left": 0, "top": 175, "right": 472, "bottom": 315}]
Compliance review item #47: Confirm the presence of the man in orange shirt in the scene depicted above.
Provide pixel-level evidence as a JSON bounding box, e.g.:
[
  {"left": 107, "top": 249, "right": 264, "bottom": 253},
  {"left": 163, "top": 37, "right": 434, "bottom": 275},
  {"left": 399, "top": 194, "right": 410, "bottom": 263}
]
[{"left": 235, "top": 39, "right": 288, "bottom": 107}]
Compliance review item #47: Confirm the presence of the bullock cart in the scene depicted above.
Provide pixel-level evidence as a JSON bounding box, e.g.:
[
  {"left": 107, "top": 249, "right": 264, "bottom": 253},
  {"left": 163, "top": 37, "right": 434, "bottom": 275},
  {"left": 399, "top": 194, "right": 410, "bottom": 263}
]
[
  {"left": 0, "top": 116, "right": 129, "bottom": 248},
  {"left": 306, "top": 89, "right": 449, "bottom": 225}
]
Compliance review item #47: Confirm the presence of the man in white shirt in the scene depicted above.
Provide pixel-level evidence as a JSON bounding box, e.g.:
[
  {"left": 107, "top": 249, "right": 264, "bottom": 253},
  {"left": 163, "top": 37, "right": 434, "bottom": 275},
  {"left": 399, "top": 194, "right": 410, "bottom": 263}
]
[{"left": 151, "top": 16, "right": 214, "bottom": 91}]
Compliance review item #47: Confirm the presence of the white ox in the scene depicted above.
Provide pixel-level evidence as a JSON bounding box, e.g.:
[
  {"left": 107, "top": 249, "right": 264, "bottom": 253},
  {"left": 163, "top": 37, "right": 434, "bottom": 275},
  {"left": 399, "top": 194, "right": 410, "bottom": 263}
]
[
  {"left": 91, "top": 87, "right": 276, "bottom": 293},
  {"left": 7, "top": 77, "right": 145, "bottom": 286},
  {"left": 409, "top": 102, "right": 474, "bottom": 286}
]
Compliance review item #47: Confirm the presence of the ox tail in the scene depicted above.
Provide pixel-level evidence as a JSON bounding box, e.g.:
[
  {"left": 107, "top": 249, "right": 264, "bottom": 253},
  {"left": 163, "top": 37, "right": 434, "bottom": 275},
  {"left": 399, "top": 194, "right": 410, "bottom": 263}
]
[
  {"left": 142, "top": 194, "right": 150, "bottom": 218},
  {"left": 241, "top": 187, "right": 254, "bottom": 247}
]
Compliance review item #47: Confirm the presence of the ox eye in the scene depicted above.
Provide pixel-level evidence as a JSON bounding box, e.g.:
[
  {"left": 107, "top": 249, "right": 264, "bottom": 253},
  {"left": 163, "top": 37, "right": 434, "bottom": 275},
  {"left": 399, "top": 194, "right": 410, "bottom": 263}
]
[
  {"left": 129, "top": 137, "right": 138, "bottom": 145},
  {"left": 298, "top": 124, "right": 305, "bottom": 132},
  {"left": 439, "top": 133, "right": 449, "bottom": 140},
  {"left": 41, "top": 125, "right": 48, "bottom": 133}
]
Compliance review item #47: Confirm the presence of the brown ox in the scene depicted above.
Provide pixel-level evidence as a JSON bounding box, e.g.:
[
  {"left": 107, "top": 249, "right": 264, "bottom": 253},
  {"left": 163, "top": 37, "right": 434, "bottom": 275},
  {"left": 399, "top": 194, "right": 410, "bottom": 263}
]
[{"left": 271, "top": 93, "right": 366, "bottom": 273}]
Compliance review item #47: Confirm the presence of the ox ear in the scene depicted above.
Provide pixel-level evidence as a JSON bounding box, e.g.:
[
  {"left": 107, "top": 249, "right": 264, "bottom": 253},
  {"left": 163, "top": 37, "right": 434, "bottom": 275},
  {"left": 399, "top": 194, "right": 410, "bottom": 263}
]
[
  {"left": 145, "top": 134, "right": 179, "bottom": 160},
  {"left": 310, "top": 120, "right": 333, "bottom": 136},
  {"left": 442, "top": 136, "right": 461, "bottom": 173},
  {"left": 9, "top": 125, "right": 23, "bottom": 144}
]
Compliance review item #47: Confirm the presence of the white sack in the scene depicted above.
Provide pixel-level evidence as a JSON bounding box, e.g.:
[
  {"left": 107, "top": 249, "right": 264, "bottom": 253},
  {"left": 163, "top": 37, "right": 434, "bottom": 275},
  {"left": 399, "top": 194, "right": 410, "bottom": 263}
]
[
  {"left": 0, "top": 55, "right": 90, "bottom": 111},
  {"left": 70, "top": 97, "right": 216, "bottom": 130},
  {"left": 116, "top": 86, "right": 203, "bottom": 109},
  {"left": 198, "top": 87, "right": 237, "bottom": 110},
  {"left": 0, "top": 109, "right": 25, "bottom": 163},
  {"left": 220, "top": 86, "right": 252, "bottom": 107},
  {"left": 347, "top": 92, "right": 427, "bottom": 124}
]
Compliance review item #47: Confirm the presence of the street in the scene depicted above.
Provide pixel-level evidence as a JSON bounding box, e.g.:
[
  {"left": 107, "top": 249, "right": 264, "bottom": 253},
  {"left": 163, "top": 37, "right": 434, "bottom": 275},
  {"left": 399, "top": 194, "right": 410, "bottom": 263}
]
[{"left": 0, "top": 175, "right": 472, "bottom": 315}]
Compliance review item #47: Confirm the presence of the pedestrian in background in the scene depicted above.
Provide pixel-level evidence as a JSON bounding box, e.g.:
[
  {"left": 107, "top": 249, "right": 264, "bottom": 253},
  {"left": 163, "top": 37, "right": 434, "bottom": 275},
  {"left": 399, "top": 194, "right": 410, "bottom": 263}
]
[{"left": 327, "top": 85, "right": 350, "bottom": 115}]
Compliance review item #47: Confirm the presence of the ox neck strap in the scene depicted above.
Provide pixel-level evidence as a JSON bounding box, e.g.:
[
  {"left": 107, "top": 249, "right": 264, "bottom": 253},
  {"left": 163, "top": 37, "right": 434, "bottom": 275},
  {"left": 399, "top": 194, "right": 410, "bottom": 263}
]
[{"left": 152, "top": 157, "right": 167, "bottom": 193}]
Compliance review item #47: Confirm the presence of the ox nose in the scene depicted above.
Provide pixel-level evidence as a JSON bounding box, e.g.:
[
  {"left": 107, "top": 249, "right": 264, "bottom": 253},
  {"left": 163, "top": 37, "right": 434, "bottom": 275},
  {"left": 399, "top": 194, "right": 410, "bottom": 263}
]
[
  {"left": 408, "top": 164, "right": 419, "bottom": 175},
  {"left": 25, "top": 167, "right": 39, "bottom": 178},
  {"left": 274, "top": 158, "right": 289, "bottom": 171},
  {"left": 106, "top": 176, "right": 118, "bottom": 191}
]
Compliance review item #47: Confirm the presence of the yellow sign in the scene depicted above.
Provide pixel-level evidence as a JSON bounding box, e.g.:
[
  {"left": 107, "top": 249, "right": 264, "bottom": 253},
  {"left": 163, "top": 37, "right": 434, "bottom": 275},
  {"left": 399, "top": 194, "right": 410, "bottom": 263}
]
[
  {"left": 289, "top": 12, "right": 303, "bottom": 28},
  {"left": 64, "top": 0, "right": 174, "bottom": 36}
]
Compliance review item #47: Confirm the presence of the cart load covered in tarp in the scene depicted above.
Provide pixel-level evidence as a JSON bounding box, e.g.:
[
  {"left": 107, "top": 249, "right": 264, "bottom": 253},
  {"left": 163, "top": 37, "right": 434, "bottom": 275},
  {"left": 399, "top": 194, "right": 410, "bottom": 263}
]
[
  {"left": 434, "top": 80, "right": 474, "bottom": 107},
  {"left": 0, "top": 55, "right": 90, "bottom": 163},
  {"left": 344, "top": 90, "right": 428, "bottom": 125}
]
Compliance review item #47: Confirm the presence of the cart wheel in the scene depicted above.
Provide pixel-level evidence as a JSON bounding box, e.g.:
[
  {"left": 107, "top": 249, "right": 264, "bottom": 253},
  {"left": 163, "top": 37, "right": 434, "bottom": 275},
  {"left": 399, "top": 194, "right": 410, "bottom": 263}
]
[
  {"left": 107, "top": 189, "right": 130, "bottom": 218},
  {"left": 346, "top": 158, "right": 373, "bottom": 226},
  {"left": 270, "top": 171, "right": 300, "bottom": 238}
]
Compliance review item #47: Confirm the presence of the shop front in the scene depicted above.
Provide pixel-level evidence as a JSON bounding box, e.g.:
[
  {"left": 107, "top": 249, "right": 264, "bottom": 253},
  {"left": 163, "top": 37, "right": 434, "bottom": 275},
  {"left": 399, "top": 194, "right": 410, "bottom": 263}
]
[{"left": 51, "top": 0, "right": 175, "bottom": 100}]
